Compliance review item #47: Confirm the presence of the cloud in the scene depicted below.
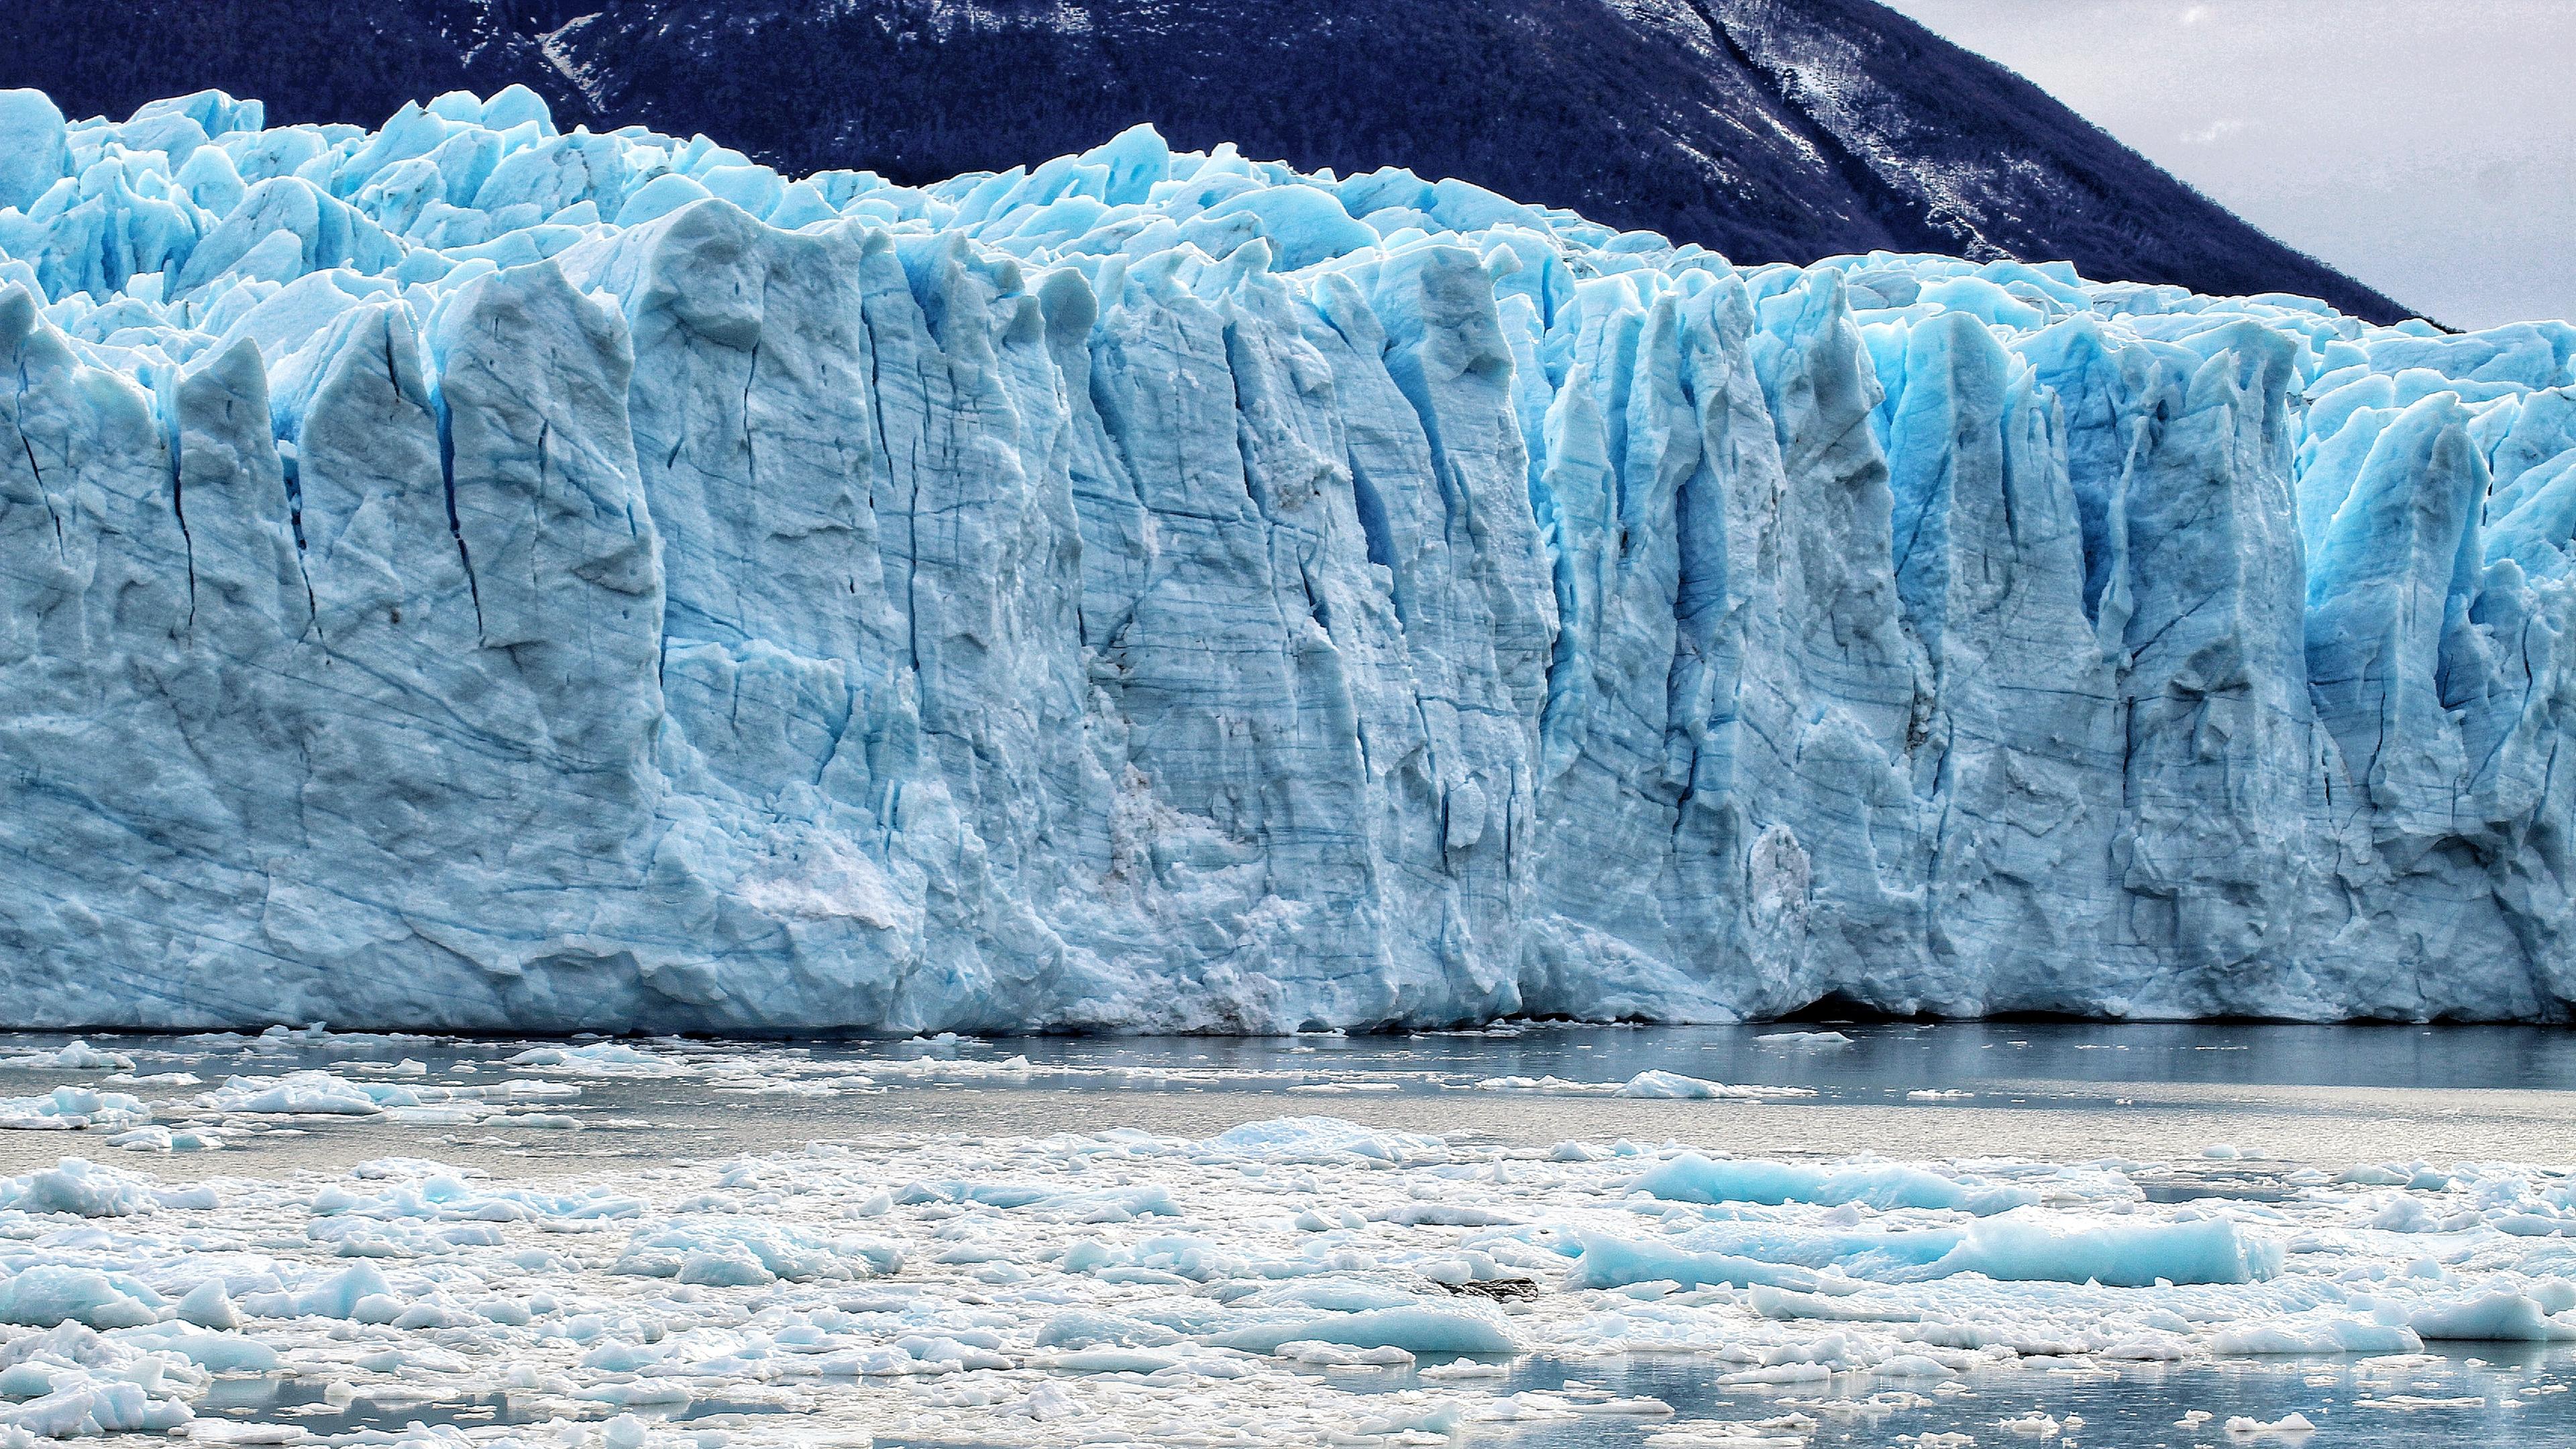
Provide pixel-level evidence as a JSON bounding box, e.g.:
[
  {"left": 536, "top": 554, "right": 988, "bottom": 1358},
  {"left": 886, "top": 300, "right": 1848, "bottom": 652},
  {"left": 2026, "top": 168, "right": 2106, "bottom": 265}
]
[
  {"left": 2180, "top": 4, "right": 2214, "bottom": 23},
  {"left": 2179, "top": 118, "right": 2249, "bottom": 145}
]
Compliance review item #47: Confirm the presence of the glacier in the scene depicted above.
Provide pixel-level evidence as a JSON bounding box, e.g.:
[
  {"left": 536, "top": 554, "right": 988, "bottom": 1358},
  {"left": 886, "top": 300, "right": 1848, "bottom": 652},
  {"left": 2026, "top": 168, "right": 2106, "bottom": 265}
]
[{"left": 1, "top": 85, "right": 2574, "bottom": 1032}]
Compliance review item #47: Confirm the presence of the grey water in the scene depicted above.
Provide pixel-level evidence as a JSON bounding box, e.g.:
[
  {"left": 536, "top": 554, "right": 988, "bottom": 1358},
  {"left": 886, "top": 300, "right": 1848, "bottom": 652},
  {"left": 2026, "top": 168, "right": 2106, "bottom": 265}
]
[
  {"left": 10, "top": 1020, "right": 2571, "bottom": 1169},
  {"left": 990, "top": 1018, "right": 2576, "bottom": 1095},
  {"left": 21, "top": 1018, "right": 2576, "bottom": 1093}
]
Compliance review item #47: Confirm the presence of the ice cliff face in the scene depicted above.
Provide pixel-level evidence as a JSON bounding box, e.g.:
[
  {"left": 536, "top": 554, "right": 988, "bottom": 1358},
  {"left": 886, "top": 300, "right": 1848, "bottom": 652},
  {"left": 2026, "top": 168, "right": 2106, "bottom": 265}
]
[{"left": 3, "top": 87, "right": 2573, "bottom": 1031}]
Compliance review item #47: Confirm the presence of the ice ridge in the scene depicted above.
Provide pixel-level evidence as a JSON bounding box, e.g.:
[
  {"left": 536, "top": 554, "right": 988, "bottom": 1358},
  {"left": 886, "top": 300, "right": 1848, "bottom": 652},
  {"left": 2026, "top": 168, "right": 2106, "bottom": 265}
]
[{"left": 3, "top": 86, "right": 2575, "bottom": 1030}]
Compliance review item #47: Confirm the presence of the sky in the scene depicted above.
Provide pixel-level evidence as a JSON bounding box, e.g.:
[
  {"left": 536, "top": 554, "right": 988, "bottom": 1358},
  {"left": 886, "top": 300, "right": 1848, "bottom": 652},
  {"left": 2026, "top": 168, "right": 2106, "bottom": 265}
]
[{"left": 1878, "top": 0, "right": 2574, "bottom": 330}]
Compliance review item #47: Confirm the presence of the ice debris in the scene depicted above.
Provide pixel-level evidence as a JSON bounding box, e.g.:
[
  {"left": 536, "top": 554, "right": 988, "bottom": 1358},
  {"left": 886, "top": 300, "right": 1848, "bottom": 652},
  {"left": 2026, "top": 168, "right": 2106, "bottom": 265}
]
[
  {"left": 0, "top": 1090, "right": 152, "bottom": 1133},
  {"left": 0, "top": 1116, "right": 2558, "bottom": 1444},
  {"left": 192, "top": 1071, "right": 579, "bottom": 1131},
  {"left": 1616, "top": 1071, "right": 1815, "bottom": 1100},
  {"left": 0, "top": 1157, "right": 213, "bottom": 1217},
  {"left": 3, "top": 87, "right": 2576, "bottom": 1031},
  {"left": 0, "top": 1044, "right": 133, "bottom": 1072},
  {"left": 1629, "top": 1152, "right": 2036, "bottom": 1214}
]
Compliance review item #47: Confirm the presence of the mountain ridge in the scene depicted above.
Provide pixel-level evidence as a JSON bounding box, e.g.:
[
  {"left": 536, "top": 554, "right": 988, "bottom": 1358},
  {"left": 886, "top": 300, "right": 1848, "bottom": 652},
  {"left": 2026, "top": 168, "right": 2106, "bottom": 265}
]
[{"left": 0, "top": 0, "right": 2417, "bottom": 325}]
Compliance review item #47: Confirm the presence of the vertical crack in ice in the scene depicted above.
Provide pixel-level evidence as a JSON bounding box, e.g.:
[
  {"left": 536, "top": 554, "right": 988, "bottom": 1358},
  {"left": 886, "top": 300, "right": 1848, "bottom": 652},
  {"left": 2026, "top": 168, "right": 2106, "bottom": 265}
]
[
  {"left": 11, "top": 351, "right": 68, "bottom": 560},
  {"left": 532, "top": 417, "right": 549, "bottom": 608},
  {"left": 158, "top": 382, "right": 198, "bottom": 630},
  {"left": 278, "top": 433, "right": 321, "bottom": 645},
  {"left": 19, "top": 432, "right": 62, "bottom": 559},
  {"left": 904, "top": 437, "right": 924, "bottom": 677},
  {"left": 432, "top": 374, "right": 486, "bottom": 646}
]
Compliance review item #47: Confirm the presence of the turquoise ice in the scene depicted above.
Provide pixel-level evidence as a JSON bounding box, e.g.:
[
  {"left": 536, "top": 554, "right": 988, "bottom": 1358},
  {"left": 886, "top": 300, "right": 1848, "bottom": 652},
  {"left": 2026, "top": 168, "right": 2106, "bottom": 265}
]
[{"left": 3, "top": 87, "right": 2575, "bottom": 1030}]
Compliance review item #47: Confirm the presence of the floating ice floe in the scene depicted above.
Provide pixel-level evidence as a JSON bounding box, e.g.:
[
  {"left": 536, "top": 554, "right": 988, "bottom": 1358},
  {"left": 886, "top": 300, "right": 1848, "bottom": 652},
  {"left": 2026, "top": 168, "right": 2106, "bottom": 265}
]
[
  {"left": 197, "top": 1071, "right": 576, "bottom": 1118},
  {"left": 1617, "top": 1071, "right": 1818, "bottom": 1101},
  {"left": 0, "top": 1157, "right": 214, "bottom": 1217},
  {"left": 0, "top": 1044, "right": 133, "bottom": 1073},
  {"left": 0, "top": 1089, "right": 152, "bottom": 1133}
]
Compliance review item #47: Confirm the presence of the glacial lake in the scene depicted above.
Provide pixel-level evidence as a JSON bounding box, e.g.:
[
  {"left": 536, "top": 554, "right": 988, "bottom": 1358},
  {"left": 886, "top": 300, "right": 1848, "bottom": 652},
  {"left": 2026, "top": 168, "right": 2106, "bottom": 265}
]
[{"left": 2, "top": 1022, "right": 2572, "bottom": 1449}]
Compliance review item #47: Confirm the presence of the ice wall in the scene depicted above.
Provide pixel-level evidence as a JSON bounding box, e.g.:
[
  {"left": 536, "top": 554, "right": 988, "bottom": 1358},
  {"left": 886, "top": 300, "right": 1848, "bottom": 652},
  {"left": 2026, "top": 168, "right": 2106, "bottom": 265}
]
[{"left": 3, "top": 87, "right": 2573, "bottom": 1030}]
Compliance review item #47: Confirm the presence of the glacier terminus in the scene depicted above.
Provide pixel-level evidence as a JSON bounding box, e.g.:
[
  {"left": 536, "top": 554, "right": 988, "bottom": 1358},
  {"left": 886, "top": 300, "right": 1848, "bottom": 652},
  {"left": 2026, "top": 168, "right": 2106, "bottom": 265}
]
[{"left": 3, "top": 86, "right": 2575, "bottom": 1032}]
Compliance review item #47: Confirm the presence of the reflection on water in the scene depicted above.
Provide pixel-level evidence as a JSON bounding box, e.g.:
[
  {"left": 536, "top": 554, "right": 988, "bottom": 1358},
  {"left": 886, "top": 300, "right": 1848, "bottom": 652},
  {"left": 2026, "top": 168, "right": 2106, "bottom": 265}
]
[
  {"left": 1474, "top": 1346, "right": 2576, "bottom": 1449},
  {"left": 7, "top": 1019, "right": 2572, "bottom": 1180},
  {"left": 865, "top": 1348, "right": 2576, "bottom": 1449},
  {"left": 13, "top": 1020, "right": 2575, "bottom": 1102},
  {"left": 199, "top": 1371, "right": 788, "bottom": 1436},
  {"left": 253, "top": 1347, "right": 2569, "bottom": 1449},
  {"left": 994, "top": 1019, "right": 2576, "bottom": 1099}
]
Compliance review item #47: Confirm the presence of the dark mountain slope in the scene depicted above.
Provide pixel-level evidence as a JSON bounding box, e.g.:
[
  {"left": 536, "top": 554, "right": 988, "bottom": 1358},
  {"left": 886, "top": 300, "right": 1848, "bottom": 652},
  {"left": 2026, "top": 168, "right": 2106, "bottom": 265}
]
[{"left": 0, "top": 0, "right": 2415, "bottom": 323}]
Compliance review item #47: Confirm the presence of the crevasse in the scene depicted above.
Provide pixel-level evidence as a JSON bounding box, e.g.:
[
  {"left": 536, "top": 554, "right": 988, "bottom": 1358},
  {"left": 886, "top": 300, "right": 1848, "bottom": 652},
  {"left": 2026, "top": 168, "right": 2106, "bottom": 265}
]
[{"left": 3, "top": 86, "right": 2573, "bottom": 1031}]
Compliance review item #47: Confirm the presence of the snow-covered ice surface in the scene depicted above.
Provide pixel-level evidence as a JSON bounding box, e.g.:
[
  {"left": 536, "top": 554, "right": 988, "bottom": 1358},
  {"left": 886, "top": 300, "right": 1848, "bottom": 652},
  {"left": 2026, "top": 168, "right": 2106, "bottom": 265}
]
[
  {"left": 6, "top": 86, "right": 2576, "bottom": 1030},
  {"left": 1, "top": 1026, "right": 2574, "bottom": 1446}
]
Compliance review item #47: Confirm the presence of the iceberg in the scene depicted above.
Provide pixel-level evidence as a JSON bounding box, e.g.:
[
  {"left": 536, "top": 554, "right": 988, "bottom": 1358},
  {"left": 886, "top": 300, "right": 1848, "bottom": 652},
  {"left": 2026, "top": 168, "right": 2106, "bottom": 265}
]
[
  {"left": 2, "top": 87, "right": 2574, "bottom": 1032},
  {"left": 1627, "top": 1152, "right": 2035, "bottom": 1215}
]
